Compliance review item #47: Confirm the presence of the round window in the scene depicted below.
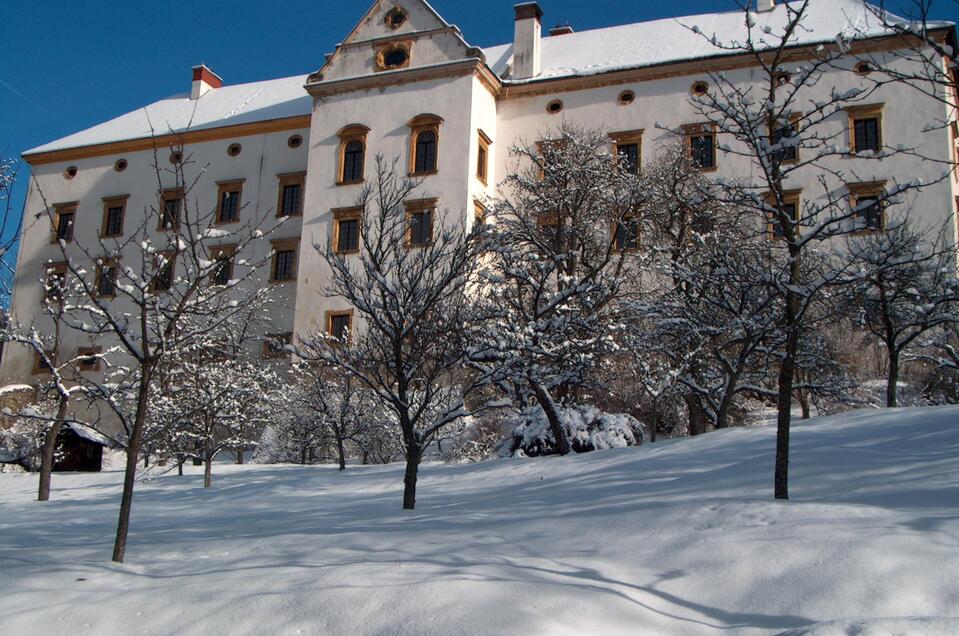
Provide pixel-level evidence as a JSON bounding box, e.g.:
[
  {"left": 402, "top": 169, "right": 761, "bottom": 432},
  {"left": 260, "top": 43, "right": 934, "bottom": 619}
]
[
  {"left": 546, "top": 100, "right": 564, "bottom": 114},
  {"left": 227, "top": 143, "right": 242, "bottom": 157},
  {"left": 855, "top": 61, "right": 874, "bottom": 75},
  {"left": 169, "top": 151, "right": 183, "bottom": 164},
  {"left": 386, "top": 7, "right": 408, "bottom": 29},
  {"left": 63, "top": 166, "right": 78, "bottom": 180},
  {"left": 618, "top": 90, "right": 635, "bottom": 105},
  {"left": 691, "top": 81, "right": 709, "bottom": 96},
  {"left": 114, "top": 159, "right": 128, "bottom": 172},
  {"left": 380, "top": 47, "right": 409, "bottom": 69},
  {"left": 288, "top": 134, "right": 303, "bottom": 148}
]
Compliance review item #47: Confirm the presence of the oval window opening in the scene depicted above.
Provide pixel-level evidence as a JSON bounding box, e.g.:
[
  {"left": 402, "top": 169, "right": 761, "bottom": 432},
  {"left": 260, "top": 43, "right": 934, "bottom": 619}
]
[
  {"left": 382, "top": 48, "right": 408, "bottom": 69},
  {"left": 546, "top": 100, "right": 564, "bottom": 114}
]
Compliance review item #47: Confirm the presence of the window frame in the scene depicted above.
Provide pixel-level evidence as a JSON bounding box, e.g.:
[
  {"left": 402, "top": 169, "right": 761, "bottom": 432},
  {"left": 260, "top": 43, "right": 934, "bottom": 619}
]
[
  {"left": 769, "top": 113, "right": 802, "bottom": 165},
  {"left": 270, "top": 239, "right": 299, "bottom": 283},
  {"left": 405, "top": 198, "right": 437, "bottom": 248},
  {"left": 847, "top": 181, "right": 888, "bottom": 233},
  {"left": 209, "top": 243, "right": 236, "bottom": 286},
  {"left": 159, "top": 188, "right": 184, "bottom": 231},
  {"left": 76, "top": 346, "right": 103, "bottom": 373},
  {"left": 847, "top": 104, "right": 884, "bottom": 154},
  {"left": 332, "top": 207, "right": 362, "bottom": 255},
  {"left": 32, "top": 350, "right": 54, "bottom": 376},
  {"left": 44, "top": 261, "right": 68, "bottom": 302},
  {"left": 683, "top": 123, "right": 718, "bottom": 172},
  {"left": 610, "top": 129, "right": 644, "bottom": 175},
  {"left": 150, "top": 251, "right": 176, "bottom": 293},
  {"left": 375, "top": 40, "right": 412, "bottom": 72},
  {"left": 276, "top": 172, "right": 306, "bottom": 217},
  {"left": 215, "top": 179, "right": 244, "bottom": 225},
  {"left": 100, "top": 195, "right": 128, "bottom": 238},
  {"left": 764, "top": 190, "right": 802, "bottom": 240},
  {"left": 612, "top": 217, "right": 641, "bottom": 251},
  {"left": 325, "top": 309, "right": 354, "bottom": 342},
  {"left": 51, "top": 202, "right": 77, "bottom": 243},
  {"left": 337, "top": 125, "right": 370, "bottom": 186},
  {"left": 476, "top": 129, "right": 492, "bottom": 185},
  {"left": 409, "top": 114, "right": 442, "bottom": 177},
  {"left": 94, "top": 257, "right": 120, "bottom": 298}
]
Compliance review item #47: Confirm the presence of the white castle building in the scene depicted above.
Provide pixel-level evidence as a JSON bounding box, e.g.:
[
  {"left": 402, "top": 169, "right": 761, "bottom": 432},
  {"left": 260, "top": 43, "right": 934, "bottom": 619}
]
[{"left": 3, "top": 0, "right": 958, "bottom": 390}]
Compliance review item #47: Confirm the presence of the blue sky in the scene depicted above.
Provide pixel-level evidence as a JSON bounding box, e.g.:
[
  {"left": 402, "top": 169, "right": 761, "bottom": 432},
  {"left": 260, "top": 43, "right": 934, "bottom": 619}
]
[{"left": 1, "top": 0, "right": 957, "bottom": 283}]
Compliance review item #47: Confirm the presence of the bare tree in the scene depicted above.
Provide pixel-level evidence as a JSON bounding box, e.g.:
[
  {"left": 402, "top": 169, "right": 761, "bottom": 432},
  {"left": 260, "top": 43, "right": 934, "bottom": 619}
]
[
  {"left": 296, "top": 156, "right": 499, "bottom": 509},
  {"left": 0, "top": 156, "right": 26, "bottom": 301}
]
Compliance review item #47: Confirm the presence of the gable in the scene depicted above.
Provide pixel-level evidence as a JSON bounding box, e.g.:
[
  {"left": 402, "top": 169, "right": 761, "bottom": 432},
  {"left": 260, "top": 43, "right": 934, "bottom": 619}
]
[{"left": 309, "top": 0, "right": 482, "bottom": 84}]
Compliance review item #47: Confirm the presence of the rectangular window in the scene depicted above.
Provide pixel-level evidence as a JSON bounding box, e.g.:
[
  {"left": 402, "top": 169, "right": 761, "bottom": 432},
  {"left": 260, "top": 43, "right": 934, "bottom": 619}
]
[
  {"left": 216, "top": 181, "right": 243, "bottom": 224},
  {"left": 277, "top": 173, "right": 306, "bottom": 217},
  {"left": 477, "top": 130, "right": 492, "bottom": 185},
  {"left": 101, "top": 196, "right": 128, "bottom": 237},
  {"left": 271, "top": 240, "right": 298, "bottom": 282},
  {"left": 44, "top": 262, "right": 67, "bottom": 301},
  {"left": 95, "top": 259, "right": 118, "bottom": 297},
  {"left": 770, "top": 116, "right": 799, "bottom": 164},
  {"left": 262, "top": 332, "right": 293, "bottom": 359},
  {"left": 847, "top": 104, "right": 884, "bottom": 154},
  {"left": 848, "top": 182, "right": 887, "bottom": 232},
  {"left": 611, "top": 129, "right": 643, "bottom": 176},
  {"left": 686, "top": 124, "right": 717, "bottom": 170},
  {"left": 152, "top": 253, "right": 175, "bottom": 292},
  {"left": 474, "top": 200, "right": 487, "bottom": 227},
  {"left": 209, "top": 245, "right": 235, "bottom": 286},
  {"left": 331, "top": 206, "right": 362, "bottom": 255},
  {"left": 765, "top": 191, "right": 801, "bottom": 240},
  {"left": 326, "top": 310, "right": 353, "bottom": 341},
  {"left": 77, "top": 347, "right": 102, "bottom": 372},
  {"left": 53, "top": 204, "right": 77, "bottom": 243},
  {"left": 32, "top": 351, "right": 53, "bottom": 375},
  {"left": 405, "top": 199, "right": 436, "bottom": 247},
  {"left": 614, "top": 218, "right": 639, "bottom": 250},
  {"left": 160, "top": 189, "right": 183, "bottom": 230}
]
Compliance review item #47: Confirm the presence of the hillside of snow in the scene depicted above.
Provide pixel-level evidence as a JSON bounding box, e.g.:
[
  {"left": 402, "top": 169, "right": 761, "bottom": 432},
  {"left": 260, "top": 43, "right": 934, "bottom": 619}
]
[{"left": 1, "top": 407, "right": 958, "bottom": 635}]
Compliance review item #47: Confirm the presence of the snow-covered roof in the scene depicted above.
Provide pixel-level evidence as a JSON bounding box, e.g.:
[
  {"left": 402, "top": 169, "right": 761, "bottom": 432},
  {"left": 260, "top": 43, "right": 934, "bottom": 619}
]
[
  {"left": 482, "top": 0, "right": 937, "bottom": 82},
  {"left": 66, "top": 422, "right": 115, "bottom": 447},
  {"left": 25, "top": 74, "right": 312, "bottom": 156}
]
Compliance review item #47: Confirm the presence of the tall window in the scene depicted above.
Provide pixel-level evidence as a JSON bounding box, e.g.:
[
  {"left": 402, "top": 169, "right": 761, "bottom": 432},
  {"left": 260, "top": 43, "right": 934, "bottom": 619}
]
[
  {"left": 409, "top": 114, "right": 442, "bottom": 176},
  {"left": 848, "top": 182, "right": 887, "bottom": 232},
  {"left": 405, "top": 199, "right": 436, "bottom": 247},
  {"left": 611, "top": 130, "right": 643, "bottom": 176},
  {"left": 685, "top": 124, "right": 717, "bottom": 170},
  {"left": 477, "top": 130, "right": 492, "bottom": 184},
  {"left": 216, "top": 180, "right": 243, "bottom": 224},
  {"left": 96, "top": 259, "right": 118, "bottom": 297},
  {"left": 53, "top": 204, "right": 76, "bottom": 242},
  {"left": 847, "top": 104, "right": 883, "bottom": 153},
  {"left": 152, "top": 253, "right": 175, "bottom": 292},
  {"left": 210, "top": 245, "right": 235, "bottom": 286},
  {"left": 614, "top": 218, "right": 639, "bottom": 250},
  {"left": 276, "top": 173, "right": 305, "bottom": 217},
  {"left": 271, "top": 240, "right": 298, "bottom": 282},
  {"left": 101, "top": 196, "right": 127, "bottom": 237},
  {"left": 160, "top": 189, "right": 183, "bottom": 230},
  {"left": 766, "top": 192, "right": 801, "bottom": 240},
  {"left": 333, "top": 207, "right": 361, "bottom": 254},
  {"left": 77, "top": 347, "right": 102, "bottom": 372},
  {"left": 45, "top": 263, "right": 67, "bottom": 301},
  {"left": 343, "top": 141, "right": 365, "bottom": 183},
  {"left": 770, "top": 116, "right": 800, "bottom": 164},
  {"left": 337, "top": 124, "right": 370, "bottom": 185}
]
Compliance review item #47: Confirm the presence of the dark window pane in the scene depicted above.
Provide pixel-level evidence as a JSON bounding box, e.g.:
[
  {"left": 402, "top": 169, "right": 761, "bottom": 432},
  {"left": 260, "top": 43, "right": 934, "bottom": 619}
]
[
  {"left": 212, "top": 255, "right": 232, "bottom": 285},
  {"left": 105, "top": 207, "right": 124, "bottom": 236},
  {"left": 98, "top": 265, "right": 117, "bottom": 296},
  {"left": 273, "top": 250, "right": 296, "bottom": 280},
  {"left": 409, "top": 210, "right": 432, "bottom": 245},
  {"left": 854, "top": 118, "right": 880, "bottom": 152},
  {"left": 282, "top": 183, "right": 302, "bottom": 216},
  {"left": 219, "top": 189, "right": 240, "bottom": 223},
  {"left": 57, "top": 213, "right": 74, "bottom": 241},
  {"left": 856, "top": 197, "right": 883, "bottom": 230},
  {"left": 383, "top": 48, "right": 408, "bottom": 67},
  {"left": 330, "top": 315, "right": 351, "bottom": 339},
  {"left": 690, "top": 134, "right": 714, "bottom": 168},
  {"left": 771, "top": 202, "right": 797, "bottom": 238},
  {"left": 415, "top": 131, "right": 437, "bottom": 174},
  {"left": 771, "top": 124, "right": 798, "bottom": 162},
  {"left": 46, "top": 272, "right": 65, "bottom": 300},
  {"left": 618, "top": 144, "right": 639, "bottom": 174},
  {"left": 343, "top": 141, "right": 365, "bottom": 183},
  {"left": 154, "top": 259, "right": 174, "bottom": 291},
  {"left": 337, "top": 219, "right": 359, "bottom": 252},
  {"left": 162, "top": 198, "right": 180, "bottom": 229},
  {"left": 477, "top": 146, "right": 487, "bottom": 180},
  {"left": 615, "top": 219, "right": 639, "bottom": 249}
]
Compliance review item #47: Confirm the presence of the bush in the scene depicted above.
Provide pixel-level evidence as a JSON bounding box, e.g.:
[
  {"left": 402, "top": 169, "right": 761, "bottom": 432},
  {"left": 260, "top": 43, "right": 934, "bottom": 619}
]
[{"left": 498, "top": 404, "right": 647, "bottom": 458}]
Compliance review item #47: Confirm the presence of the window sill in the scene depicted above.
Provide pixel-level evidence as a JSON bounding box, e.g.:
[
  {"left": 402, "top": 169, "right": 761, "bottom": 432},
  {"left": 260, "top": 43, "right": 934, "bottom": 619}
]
[
  {"left": 336, "top": 179, "right": 365, "bottom": 187},
  {"left": 270, "top": 278, "right": 296, "bottom": 285},
  {"left": 410, "top": 171, "right": 438, "bottom": 178},
  {"left": 334, "top": 250, "right": 360, "bottom": 256}
]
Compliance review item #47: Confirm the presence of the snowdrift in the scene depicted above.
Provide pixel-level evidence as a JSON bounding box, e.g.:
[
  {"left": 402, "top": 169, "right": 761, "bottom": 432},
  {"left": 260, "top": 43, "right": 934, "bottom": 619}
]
[{"left": 0, "top": 407, "right": 957, "bottom": 635}]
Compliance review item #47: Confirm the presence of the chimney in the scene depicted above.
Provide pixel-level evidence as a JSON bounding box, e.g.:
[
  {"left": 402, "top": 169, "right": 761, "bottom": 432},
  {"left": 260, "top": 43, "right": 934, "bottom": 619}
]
[
  {"left": 513, "top": 2, "right": 543, "bottom": 79},
  {"left": 756, "top": 0, "right": 775, "bottom": 12},
  {"left": 549, "top": 23, "right": 574, "bottom": 36},
  {"left": 191, "top": 64, "right": 223, "bottom": 100}
]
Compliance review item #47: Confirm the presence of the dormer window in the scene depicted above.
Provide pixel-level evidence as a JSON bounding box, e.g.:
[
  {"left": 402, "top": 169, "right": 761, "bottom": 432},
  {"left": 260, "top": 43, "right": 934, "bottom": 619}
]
[{"left": 376, "top": 43, "right": 411, "bottom": 71}]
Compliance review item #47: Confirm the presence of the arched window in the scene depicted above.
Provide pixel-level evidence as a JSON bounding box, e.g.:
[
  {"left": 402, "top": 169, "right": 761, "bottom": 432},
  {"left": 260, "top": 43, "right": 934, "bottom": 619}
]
[
  {"left": 343, "top": 140, "right": 365, "bottom": 183},
  {"left": 337, "top": 124, "right": 370, "bottom": 185},
  {"left": 414, "top": 130, "right": 437, "bottom": 174},
  {"left": 408, "top": 114, "right": 442, "bottom": 176}
]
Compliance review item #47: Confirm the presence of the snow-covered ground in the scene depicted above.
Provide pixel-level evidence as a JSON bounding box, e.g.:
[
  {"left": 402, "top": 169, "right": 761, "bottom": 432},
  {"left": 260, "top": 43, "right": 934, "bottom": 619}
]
[{"left": 1, "top": 407, "right": 958, "bottom": 635}]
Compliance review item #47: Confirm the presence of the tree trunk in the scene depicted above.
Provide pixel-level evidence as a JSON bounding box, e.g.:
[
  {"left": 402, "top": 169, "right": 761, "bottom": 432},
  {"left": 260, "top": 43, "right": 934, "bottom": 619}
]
[
  {"left": 531, "top": 381, "right": 571, "bottom": 455},
  {"left": 177, "top": 456, "right": 184, "bottom": 477},
  {"left": 775, "top": 290, "right": 802, "bottom": 501},
  {"left": 300, "top": 446, "right": 307, "bottom": 465},
  {"left": 203, "top": 458, "right": 212, "bottom": 489},
  {"left": 235, "top": 449, "right": 244, "bottom": 465},
  {"left": 112, "top": 364, "right": 153, "bottom": 563},
  {"left": 143, "top": 455, "right": 149, "bottom": 468},
  {"left": 685, "top": 394, "right": 709, "bottom": 436},
  {"left": 335, "top": 435, "right": 346, "bottom": 471},
  {"left": 649, "top": 407, "right": 658, "bottom": 444},
  {"left": 886, "top": 349, "right": 900, "bottom": 408},
  {"left": 402, "top": 447, "right": 421, "bottom": 510},
  {"left": 799, "top": 390, "right": 811, "bottom": 420},
  {"left": 37, "top": 395, "right": 70, "bottom": 501},
  {"left": 362, "top": 450, "right": 369, "bottom": 465}
]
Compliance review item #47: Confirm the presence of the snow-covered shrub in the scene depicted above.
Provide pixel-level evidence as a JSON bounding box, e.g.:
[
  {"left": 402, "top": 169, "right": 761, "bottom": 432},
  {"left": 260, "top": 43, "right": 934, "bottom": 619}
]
[
  {"left": 0, "top": 420, "right": 44, "bottom": 470},
  {"left": 498, "top": 405, "right": 647, "bottom": 458}
]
